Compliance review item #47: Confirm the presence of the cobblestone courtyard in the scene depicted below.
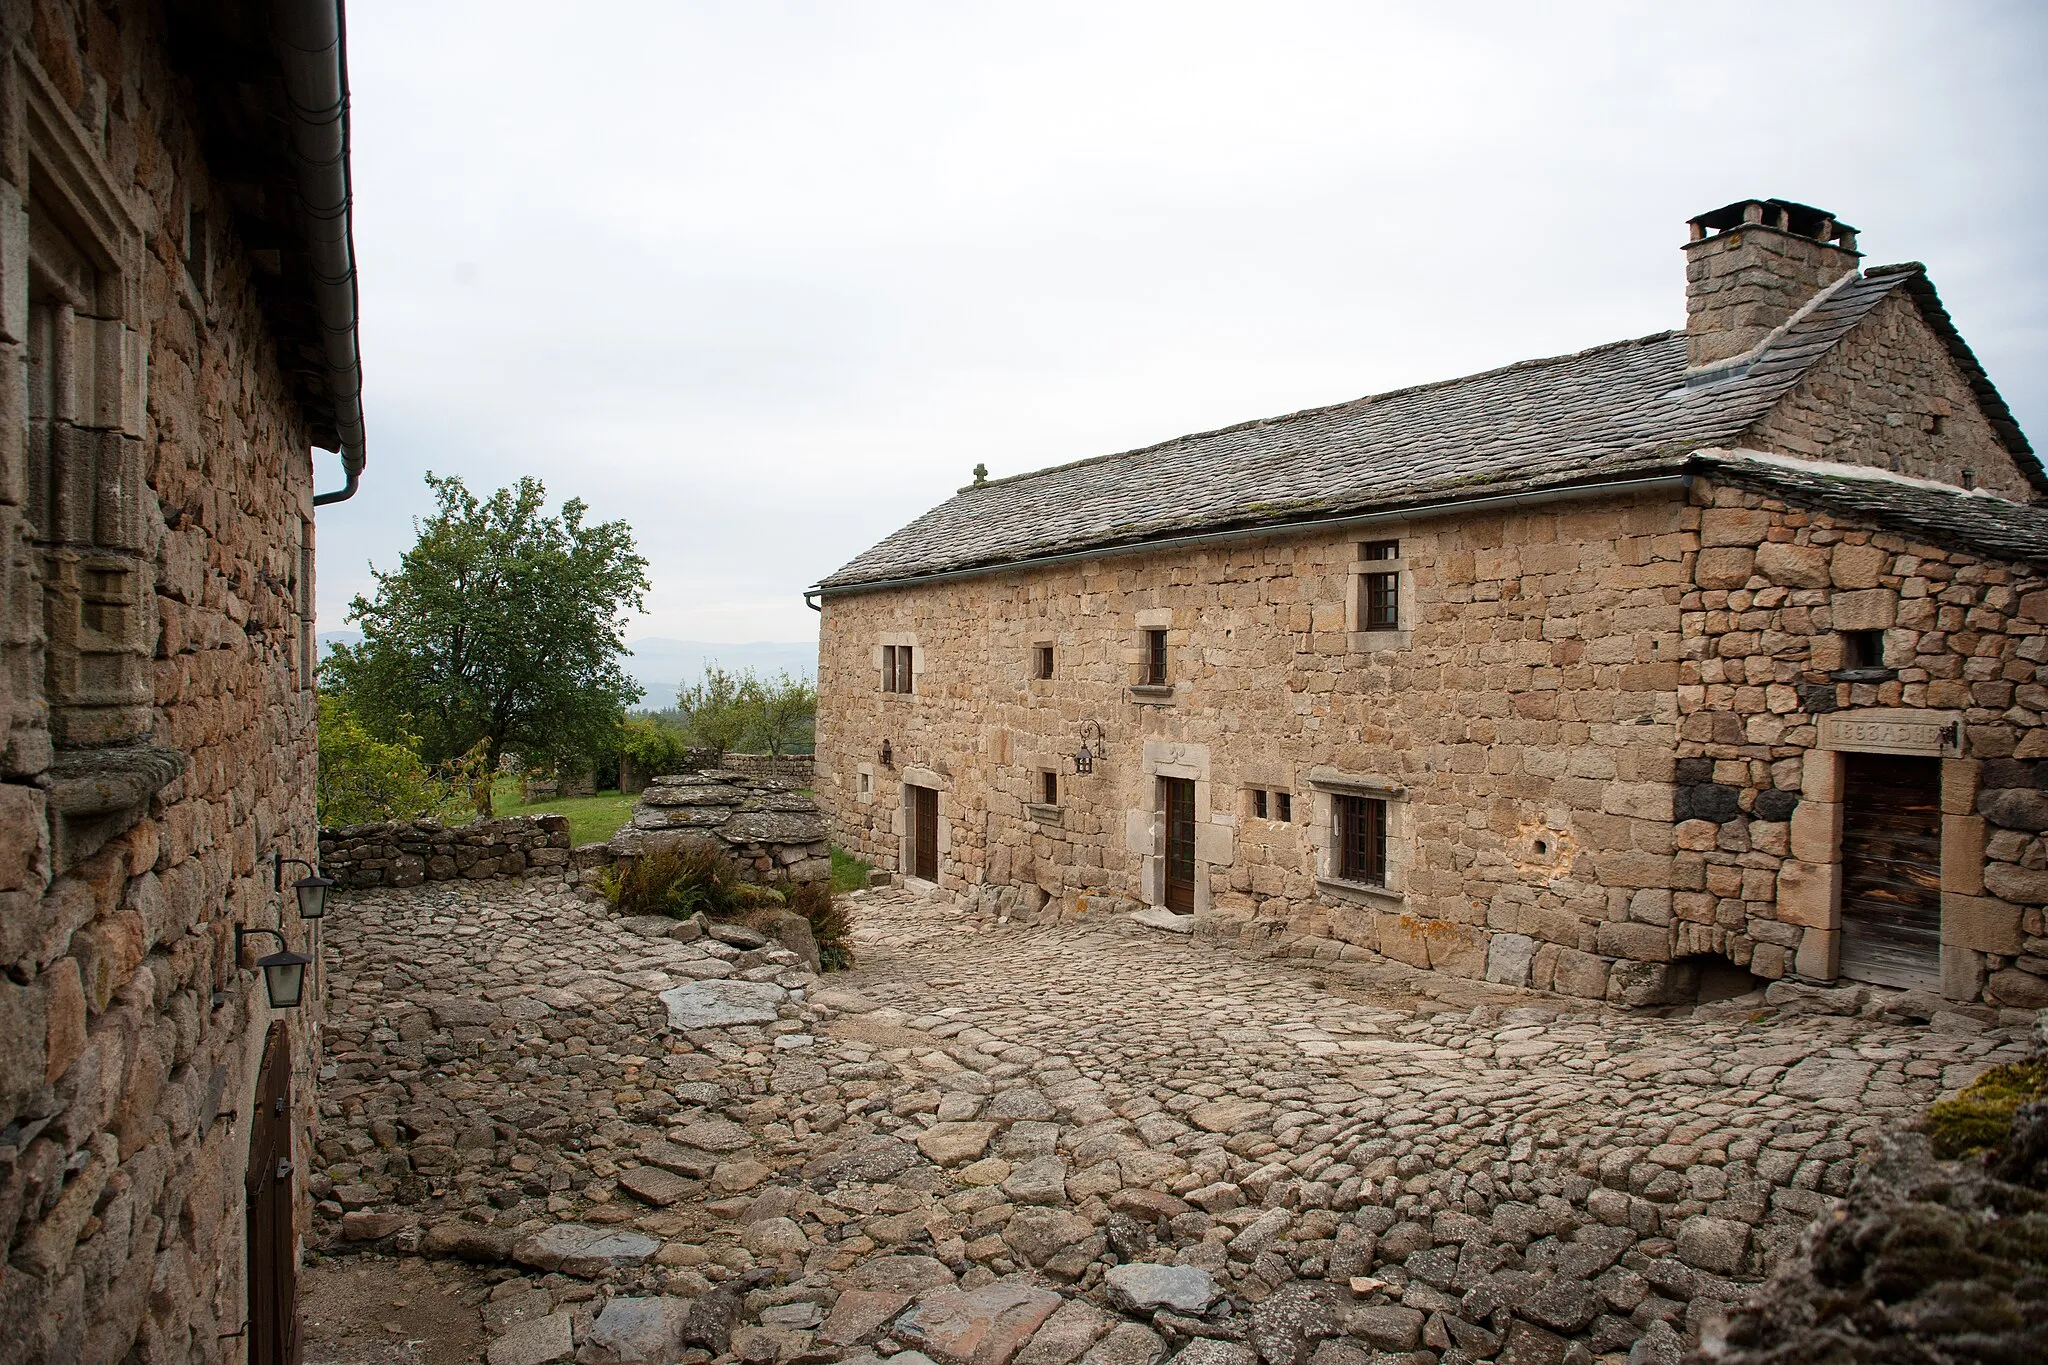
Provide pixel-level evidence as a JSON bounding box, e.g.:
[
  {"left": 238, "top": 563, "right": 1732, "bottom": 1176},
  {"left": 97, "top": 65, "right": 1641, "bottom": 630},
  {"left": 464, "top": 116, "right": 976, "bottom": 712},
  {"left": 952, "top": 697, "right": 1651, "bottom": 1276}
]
[{"left": 303, "top": 881, "right": 2038, "bottom": 1365}]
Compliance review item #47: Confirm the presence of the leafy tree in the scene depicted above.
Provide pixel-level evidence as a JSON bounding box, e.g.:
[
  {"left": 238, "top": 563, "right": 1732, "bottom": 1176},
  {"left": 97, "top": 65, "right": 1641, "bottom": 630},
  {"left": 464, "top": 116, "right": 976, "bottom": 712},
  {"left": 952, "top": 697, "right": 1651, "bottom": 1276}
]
[
  {"left": 324, "top": 473, "right": 648, "bottom": 814},
  {"left": 618, "top": 714, "right": 698, "bottom": 776},
  {"left": 674, "top": 664, "right": 759, "bottom": 755},
  {"left": 747, "top": 670, "right": 817, "bottom": 755},
  {"left": 315, "top": 695, "right": 446, "bottom": 826}
]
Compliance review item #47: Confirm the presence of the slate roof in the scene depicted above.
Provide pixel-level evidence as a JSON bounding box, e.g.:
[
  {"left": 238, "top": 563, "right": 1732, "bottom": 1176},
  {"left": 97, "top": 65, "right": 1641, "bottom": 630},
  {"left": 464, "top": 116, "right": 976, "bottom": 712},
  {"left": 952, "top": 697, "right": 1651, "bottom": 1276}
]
[
  {"left": 1700, "top": 455, "right": 2048, "bottom": 567},
  {"left": 819, "top": 267, "right": 2040, "bottom": 591}
]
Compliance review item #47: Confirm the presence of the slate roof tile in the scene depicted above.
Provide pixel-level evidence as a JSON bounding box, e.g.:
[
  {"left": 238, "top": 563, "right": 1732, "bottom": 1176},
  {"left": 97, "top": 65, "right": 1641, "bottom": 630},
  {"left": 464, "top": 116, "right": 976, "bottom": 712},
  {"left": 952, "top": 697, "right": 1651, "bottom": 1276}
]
[{"left": 819, "top": 268, "right": 2037, "bottom": 590}]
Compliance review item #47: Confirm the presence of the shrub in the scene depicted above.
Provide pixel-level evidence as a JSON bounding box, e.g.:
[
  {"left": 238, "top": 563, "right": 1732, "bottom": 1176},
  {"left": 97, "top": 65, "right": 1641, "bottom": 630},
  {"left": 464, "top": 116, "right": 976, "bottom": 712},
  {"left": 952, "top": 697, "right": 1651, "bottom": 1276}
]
[
  {"left": 830, "top": 845, "right": 872, "bottom": 894},
  {"left": 1926, "top": 1059, "right": 2048, "bottom": 1159},
  {"left": 618, "top": 715, "right": 697, "bottom": 777},
  {"left": 788, "top": 882, "right": 853, "bottom": 971},
  {"left": 317, "top": 694, "right": 447, "bottom": 826},
  {"left": 601, "top": 841, "right": 744, "bottom": 919},
  {"left": 729, "top": 882, "right": 787, "bottom": 910}
]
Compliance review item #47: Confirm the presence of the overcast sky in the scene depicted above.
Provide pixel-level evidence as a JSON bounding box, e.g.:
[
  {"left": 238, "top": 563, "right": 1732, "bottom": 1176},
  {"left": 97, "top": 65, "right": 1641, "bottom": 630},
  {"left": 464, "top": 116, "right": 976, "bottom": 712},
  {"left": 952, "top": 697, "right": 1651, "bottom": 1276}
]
[{"left": 314, "top": 0, "right": 2048, "bottom": 645}]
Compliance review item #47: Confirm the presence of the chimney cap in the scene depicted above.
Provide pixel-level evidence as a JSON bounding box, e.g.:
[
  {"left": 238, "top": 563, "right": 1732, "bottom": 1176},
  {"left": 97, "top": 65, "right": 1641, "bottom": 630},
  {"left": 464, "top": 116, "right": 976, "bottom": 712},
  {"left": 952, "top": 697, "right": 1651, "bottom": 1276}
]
[{"left": 1688, "top": 198, "right": 1858, "bottom": 246}]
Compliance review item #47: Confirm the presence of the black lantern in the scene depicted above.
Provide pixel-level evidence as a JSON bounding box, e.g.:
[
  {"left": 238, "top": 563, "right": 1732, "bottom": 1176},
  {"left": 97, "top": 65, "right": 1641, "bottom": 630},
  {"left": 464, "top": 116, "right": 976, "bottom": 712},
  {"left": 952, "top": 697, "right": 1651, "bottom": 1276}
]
[
  {"left": 274, "top": 853, "right": 334, "bottom": 921},
  {"left": 235, "top": 927, "right": 313, "bottom": 1010},
  {"left": 1072, "top": 744, "right": 1094, "bottom": 775}
]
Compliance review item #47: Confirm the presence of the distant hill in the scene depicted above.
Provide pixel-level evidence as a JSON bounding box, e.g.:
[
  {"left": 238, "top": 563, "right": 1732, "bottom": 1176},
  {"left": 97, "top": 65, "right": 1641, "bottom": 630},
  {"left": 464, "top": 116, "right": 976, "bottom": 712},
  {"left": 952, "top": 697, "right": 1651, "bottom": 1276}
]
[{"left": 316, "top": 632, "right": 815, "bottom": 709}]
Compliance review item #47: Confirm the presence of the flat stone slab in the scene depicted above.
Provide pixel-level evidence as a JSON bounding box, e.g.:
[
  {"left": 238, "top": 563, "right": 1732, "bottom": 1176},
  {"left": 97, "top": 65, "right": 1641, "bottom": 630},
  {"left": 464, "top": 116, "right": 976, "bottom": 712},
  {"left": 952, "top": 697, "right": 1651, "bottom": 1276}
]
[
  {"left": 820, "top": 1289, "right": 913, "bottom": 1347},
  {"left": 1128, "top": 907, "right": 1195, "bottom": 935},
  {"left": 511, "top": 1223, "right": 660, "bottom": 1278},
  {"left": 617, "top": 1165, "right": 698, "bottom": 1207},
  {"left": 578, "top": 1296, "right": 693, "bottom": 1364},
  {"left": 1104, "top": 1262, "right": 1221, "bottom": 1315},
  {"left": 849, "top": 1254, "right": 957, "bottom": 1292},
  {"left": 895, "top": 1279, "right": 1065, "bottom": 1365},
  {"left": 918, "top": 1122, "right": 999, "bottom": 1166},
  {"left": 661, "top": 979, "right": 788, "bottom": 1030},
  {"left": 487, "top": 1311, "right": 574, "bottom": 1365}
]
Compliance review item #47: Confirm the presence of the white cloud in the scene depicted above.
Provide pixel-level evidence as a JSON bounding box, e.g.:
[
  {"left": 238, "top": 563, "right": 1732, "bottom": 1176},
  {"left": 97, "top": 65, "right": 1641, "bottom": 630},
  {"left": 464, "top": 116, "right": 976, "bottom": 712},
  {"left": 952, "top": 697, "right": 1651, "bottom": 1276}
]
[{"left": 315, "top": 0, "right": 2048, "bottom": 642}]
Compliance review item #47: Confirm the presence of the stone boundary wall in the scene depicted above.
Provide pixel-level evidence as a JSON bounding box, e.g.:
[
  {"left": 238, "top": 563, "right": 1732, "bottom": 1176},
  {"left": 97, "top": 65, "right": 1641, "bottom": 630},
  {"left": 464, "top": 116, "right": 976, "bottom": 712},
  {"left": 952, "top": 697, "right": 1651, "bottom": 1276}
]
[
  {"left": 612, "top": 769, "right": 831, "bottom": 884},
  {"left": 718, "top": 751, "right": 815, "bottom": 783},
  {"left": 318, "top": 816, "right": 585, "bottom": 889}
]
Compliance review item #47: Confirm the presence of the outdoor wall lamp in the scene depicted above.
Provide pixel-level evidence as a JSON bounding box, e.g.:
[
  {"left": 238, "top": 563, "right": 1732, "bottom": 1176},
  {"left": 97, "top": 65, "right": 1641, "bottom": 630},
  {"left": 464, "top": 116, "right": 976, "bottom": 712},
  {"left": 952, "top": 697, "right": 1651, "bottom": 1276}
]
[
  {"left": 273, "top": 852, "right": 334, "bottom": 920},
  {"left": 234, "top": 926, "right": 312, "bottom": 1010},
  {"left": 1072, "top": 745, "right": 1094, "bottom": 775},
  {"left": 1071, "top": 720, "right": 1104, "bottom": 775}
]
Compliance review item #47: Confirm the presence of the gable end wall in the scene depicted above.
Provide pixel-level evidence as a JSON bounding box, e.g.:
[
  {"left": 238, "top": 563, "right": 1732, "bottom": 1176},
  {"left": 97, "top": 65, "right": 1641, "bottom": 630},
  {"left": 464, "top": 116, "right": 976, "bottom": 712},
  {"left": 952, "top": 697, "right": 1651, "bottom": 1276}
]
[{"left": 1746, "top": 290, "right": 2034, "bottom": 498}]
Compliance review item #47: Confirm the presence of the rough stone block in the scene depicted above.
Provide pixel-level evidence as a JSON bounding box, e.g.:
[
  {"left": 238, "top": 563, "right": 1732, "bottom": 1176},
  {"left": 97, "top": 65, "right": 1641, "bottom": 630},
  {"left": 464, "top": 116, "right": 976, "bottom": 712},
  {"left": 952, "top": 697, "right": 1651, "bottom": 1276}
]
[
  {"left": 1802, "top": 751, "right": 1844, "bottom": 804},
  {"left": 1788, "top": 801, "right": 1840, "bottom": 864},
  {"left": 1485, "top": 932, "right": 1535, "bottom": 986},
  {"left": 1830, "top": 543, "right": 1891, "bottom": 589},
  {"left": 1755, "top": 542, "right": 1830, "bottom": 588},
  {"left": 1795, "top": 928, "right": 1840, "bottom": 981},
  {"left": 1595, "top": 922, "right": 1669, "bottom": 962},
  {"left": 1941, "top": 893, "right": 2023, "bottom": 954},
  {"left": 1942, "top": 817, "right": 1986, "bottom": 895},
  {"left": 1700, "top": 508, "right": 1773, "bottom": 547},
  {"left": 1775, "top": 861, "right": 1840, "bottom": 930},
  {"left": 1828, "top": 588, "right": 1897, "bottom": 630}
]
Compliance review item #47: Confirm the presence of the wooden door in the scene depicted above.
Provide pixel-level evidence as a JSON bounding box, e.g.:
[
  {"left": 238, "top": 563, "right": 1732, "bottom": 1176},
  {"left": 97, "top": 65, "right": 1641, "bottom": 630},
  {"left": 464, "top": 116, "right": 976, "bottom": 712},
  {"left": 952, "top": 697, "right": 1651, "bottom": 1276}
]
[
  {"left": 1162, "top": 777, "right": 1196, "bottom": 913},
  {"left": 246, "top": 1022, "right": 299, "bottom": 1365},
  {"left": 1840, "top": 753, "right": 1942, "bottom": 990},
  {"left": 911, "top": 785, "right": 939, "bottom": 883}
]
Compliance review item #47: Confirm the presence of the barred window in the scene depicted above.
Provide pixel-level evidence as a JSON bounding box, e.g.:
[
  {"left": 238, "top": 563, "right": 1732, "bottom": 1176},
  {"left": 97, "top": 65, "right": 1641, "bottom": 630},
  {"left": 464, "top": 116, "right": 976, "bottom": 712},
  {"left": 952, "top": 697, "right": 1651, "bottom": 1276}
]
[
  {"left": 1144, "top": 629, "right": 1168, "bottom": 685},
  {"left": 1335, "top": 793, "right": 1387, "bottom": 886}
]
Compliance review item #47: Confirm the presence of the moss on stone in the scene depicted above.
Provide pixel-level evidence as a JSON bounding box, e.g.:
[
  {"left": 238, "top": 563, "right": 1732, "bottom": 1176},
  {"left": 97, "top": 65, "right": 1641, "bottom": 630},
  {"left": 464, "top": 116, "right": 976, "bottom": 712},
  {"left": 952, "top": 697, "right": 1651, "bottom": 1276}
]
[{"left": 1926, "top": 1060, "right": 2048, "bottom": 1159}]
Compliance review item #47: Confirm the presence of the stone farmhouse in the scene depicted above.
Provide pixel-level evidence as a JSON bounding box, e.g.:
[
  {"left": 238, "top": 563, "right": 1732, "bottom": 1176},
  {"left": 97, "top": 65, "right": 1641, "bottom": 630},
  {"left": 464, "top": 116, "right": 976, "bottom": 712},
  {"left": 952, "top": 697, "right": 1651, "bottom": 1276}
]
[
  {"left": 814, "top": 197, "right": 2048, "bottom": 1015},
  {"left": 1, "top": 2, "right": 366, "bottom": 1361}
]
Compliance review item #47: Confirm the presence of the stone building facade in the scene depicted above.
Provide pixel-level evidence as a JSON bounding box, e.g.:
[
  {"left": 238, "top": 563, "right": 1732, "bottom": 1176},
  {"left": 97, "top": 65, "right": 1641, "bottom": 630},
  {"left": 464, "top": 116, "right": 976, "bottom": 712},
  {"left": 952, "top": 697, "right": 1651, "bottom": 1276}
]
[
  {"left": 815, "top": 198, "right": 2048, "bottom": 1013},
  {"left": 1, "top": 3, "right": 366, "bottom": 1361}
]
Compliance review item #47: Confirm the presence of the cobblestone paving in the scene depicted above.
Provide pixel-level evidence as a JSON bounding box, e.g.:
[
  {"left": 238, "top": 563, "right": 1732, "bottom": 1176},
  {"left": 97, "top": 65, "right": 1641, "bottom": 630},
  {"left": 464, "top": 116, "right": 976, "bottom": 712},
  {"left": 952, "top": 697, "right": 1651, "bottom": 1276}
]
[{"left": 306, "top": 880, "right": 2038, "bottom": 1365}]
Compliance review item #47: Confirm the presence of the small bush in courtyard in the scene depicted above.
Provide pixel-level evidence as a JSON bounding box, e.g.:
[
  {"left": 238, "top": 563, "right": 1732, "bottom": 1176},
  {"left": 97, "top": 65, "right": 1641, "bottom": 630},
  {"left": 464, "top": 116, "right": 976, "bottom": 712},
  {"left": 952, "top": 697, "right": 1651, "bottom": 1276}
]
[
  {"left": 830, "top": 845, "right": 872, "bottom": 894},
  {"left": 729, "top": 883, "right": 787, "bottom": 910},
  {"left": 789, "top": 882, "right": 854, "bottom": 971},
  {"left": 602, "top": 842, "right": 743, "bottom": 919},
  {"left": 1925, "top": 1059, "right": 2048, "bottom": 1158}
]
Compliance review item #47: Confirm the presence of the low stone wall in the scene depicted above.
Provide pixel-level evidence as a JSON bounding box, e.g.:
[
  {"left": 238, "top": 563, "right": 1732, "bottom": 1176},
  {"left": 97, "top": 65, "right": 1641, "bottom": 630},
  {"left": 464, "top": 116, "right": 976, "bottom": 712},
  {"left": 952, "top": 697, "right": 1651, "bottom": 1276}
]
[
  {"left": 719, "top": 751, "right": 814, "bottom": 783},
  {"left": 318, "top": 815, "right": 579, "bottom": 889},
  {"left": 611, "top": 769, "right": 830, "bottom": 884}
]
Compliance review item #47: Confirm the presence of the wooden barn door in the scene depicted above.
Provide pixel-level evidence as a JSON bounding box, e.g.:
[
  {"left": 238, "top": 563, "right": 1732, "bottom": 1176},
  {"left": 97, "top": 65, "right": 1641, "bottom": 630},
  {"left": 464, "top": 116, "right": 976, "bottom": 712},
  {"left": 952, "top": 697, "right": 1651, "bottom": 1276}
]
[
  {"left": 246, "top": 1022, "right": 299, "bottom": 1365},
  {"left": 1162, "top": 777, "right": 1196, "bottom": 914},
  {"left": 910, "top": 785, "right": 939, "bottom": 883},
  {"left": 1839, "top": 753, "right": 1943, "bottom": 990}
]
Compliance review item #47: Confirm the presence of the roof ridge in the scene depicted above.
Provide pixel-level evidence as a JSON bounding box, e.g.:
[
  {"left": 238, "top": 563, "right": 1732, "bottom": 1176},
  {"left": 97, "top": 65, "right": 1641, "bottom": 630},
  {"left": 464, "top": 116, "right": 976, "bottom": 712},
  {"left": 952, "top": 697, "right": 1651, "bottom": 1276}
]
[{"left": 961, "top": 330, "right": 1684, "bottom": 496}]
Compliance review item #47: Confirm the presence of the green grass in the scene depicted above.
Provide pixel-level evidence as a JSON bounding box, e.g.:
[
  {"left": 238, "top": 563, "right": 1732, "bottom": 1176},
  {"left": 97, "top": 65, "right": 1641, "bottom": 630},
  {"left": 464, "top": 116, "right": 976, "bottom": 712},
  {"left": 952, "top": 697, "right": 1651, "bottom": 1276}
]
[
  {"left": 831, "top": 845, "right": 873, "bottom": 894},
  {"left": 491, "top": 776, "right": 637, "bottom": 846}
]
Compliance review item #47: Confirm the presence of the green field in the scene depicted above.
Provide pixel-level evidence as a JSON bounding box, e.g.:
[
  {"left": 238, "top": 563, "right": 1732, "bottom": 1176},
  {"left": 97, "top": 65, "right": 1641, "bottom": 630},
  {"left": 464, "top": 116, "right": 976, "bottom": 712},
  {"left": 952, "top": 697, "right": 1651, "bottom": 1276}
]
[{"left": 490, "top": 777, "right": 636, "bottom": 845}]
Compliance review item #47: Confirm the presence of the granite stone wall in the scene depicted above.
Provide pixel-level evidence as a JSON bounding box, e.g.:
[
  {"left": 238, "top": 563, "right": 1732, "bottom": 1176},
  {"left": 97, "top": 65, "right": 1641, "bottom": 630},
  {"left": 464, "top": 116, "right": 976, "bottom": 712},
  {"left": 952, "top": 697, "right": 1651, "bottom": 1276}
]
[
  {"left": 317, "top": 815, "right": 578, "bottom": 890},
  {"left": 818, "top": 471, "right": 2048, "bottom": 1011},
  {"left": 1, "top": 9, "right": 325, "bottom": 1360}
]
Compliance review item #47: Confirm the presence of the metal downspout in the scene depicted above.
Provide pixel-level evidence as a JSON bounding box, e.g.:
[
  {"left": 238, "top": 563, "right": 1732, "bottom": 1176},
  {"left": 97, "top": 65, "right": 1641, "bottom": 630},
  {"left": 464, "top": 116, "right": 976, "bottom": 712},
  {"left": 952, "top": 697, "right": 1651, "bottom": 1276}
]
[{"left": 274, "top": 0, "right": 367, "bottom": 505}]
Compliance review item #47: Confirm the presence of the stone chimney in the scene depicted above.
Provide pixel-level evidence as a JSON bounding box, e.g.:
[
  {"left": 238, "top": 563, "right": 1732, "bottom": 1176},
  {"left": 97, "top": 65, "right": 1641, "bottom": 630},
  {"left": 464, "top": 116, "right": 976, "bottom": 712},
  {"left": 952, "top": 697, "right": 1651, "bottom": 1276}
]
[{"left": 1683, "top": 198, "right": 1861, "bottom": 368}]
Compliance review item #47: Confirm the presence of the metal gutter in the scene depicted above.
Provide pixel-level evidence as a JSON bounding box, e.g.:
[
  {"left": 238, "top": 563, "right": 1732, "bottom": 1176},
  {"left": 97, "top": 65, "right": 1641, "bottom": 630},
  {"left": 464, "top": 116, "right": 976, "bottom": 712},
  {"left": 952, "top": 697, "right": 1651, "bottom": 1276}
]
[
  {"left": 275, "top": 0, "right": 367, "bottom": 505},
  {"left": 810, "top": 473, "right": 1695, "bottom": 600}
]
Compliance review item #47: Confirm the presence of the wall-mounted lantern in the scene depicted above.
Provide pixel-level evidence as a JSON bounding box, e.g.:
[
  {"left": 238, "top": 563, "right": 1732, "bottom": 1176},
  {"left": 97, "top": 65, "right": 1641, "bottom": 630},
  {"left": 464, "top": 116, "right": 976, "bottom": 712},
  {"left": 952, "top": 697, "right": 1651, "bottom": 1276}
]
[
  {"left": 880, "top": 739, "right": 893, "bottom": 769},
  {"left": 274, "top": 852, "right": 334, "bottom": 921},
  {"left": 234, "top": 926, "right": 312, "bottom": 1010},
  {"left": 1071, "top": 720, "right": 1104, "bottom": 775}
]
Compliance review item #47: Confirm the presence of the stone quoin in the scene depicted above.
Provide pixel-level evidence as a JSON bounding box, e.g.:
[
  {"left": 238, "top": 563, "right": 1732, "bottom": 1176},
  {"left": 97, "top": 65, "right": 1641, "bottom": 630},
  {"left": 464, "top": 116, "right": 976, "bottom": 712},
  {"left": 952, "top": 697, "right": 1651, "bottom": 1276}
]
[{"left": 814, "top": 197, "right": 2048, "bottom": 1012}]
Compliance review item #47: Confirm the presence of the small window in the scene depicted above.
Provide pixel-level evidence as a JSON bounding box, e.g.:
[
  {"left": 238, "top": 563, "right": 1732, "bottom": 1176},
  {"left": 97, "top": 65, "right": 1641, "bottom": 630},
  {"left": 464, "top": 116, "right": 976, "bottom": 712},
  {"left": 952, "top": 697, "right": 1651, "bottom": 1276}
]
[
  {"left": 1276, "top": 792, "right": 1292, "bottom": 822},
  {"left": 1041, "top": 770, "right": 1059, "bottom": 805},
  {"left": 1335, "top": 793, "right": 1386, "bottom": 886},
  {"left": 859, "top": 770, "right": 872, "bottom": 796},
  {"left": 883, "top": 644, "right": 915, "bottom": 694},
  {"left": 1843, "top": 631, "right": 1885, "bottom": 670},
  {"left": 1033, "top": 644, "right": 1055, "bottom": 680},
  {"left": 1357, "top": 539, "right": 1401, "bottom": 633},
  {"left": 1144, "top": 629, "right": 1168, "bottom": 686},
  {"left": 1252, "top": 789, "right": 1268, "bottom": 819}
]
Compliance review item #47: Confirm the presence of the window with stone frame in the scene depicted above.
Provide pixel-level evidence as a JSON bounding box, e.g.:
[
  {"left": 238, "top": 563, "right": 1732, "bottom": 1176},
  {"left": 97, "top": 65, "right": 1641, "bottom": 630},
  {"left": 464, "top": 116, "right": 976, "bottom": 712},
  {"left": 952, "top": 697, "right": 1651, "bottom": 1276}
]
[
  {"left": 1032, "top": 643, "right": 1055, "bottom": 680},
  {"left": 1334, "top": 793, "right": 1388, "bottom": 886},
  {"left": 1359, "top": 539, "right": 1400, "bottom": 631},
  {"left": 882, "top": 643, "right": 915, "bottom": 694},
  {"left": 1143, "top": 629, "right": 1168, "bottom": 685},
  {"left": 16, "top": 58, "right": 172, "bottom": 872}
]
